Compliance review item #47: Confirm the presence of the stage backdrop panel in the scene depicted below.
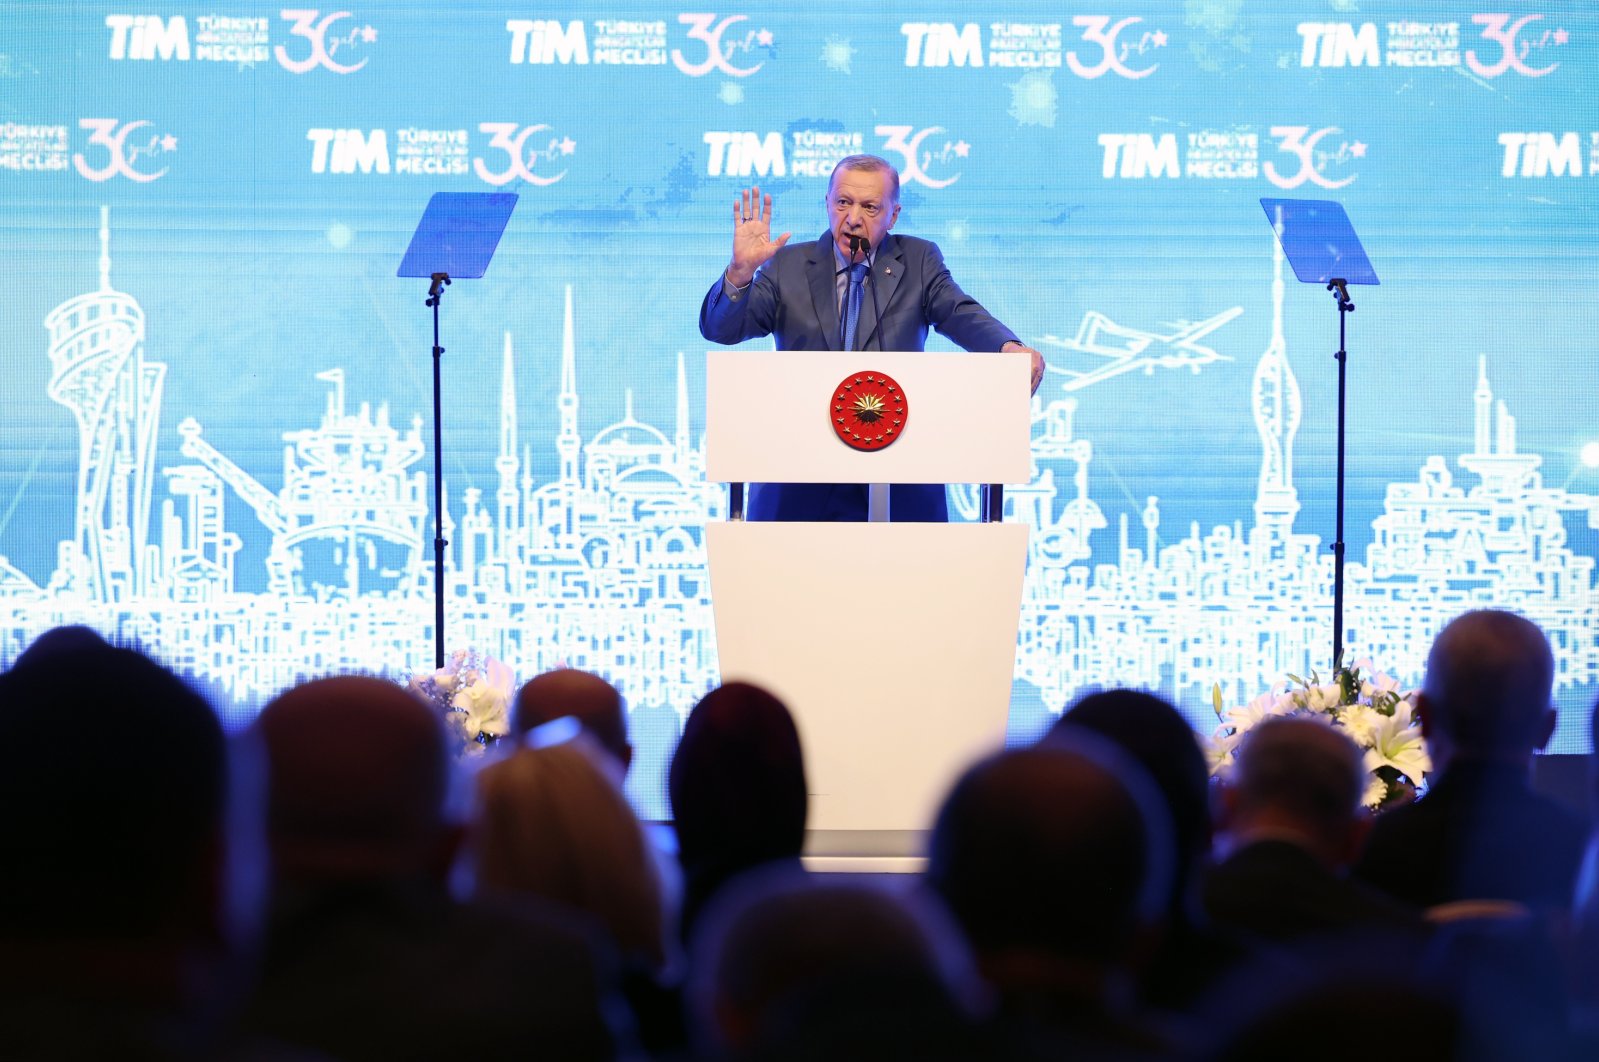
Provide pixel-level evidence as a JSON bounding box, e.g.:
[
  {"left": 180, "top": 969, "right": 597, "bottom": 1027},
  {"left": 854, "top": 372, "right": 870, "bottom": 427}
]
[{"left": 2, "top": 3, "right": 1595, "bottom": 818}]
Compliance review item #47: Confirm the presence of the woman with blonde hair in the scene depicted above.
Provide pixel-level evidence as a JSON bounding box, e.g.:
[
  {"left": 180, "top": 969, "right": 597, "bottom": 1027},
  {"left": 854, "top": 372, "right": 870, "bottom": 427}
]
[{"left": 469, "top": 732, "right": 669, "bottom": 973}]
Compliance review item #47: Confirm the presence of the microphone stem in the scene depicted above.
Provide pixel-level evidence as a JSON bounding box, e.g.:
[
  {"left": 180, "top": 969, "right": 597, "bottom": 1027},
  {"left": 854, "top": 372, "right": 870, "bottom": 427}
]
[
  {"left": 848, "top": 234, "right": 881, "bottom": 350},
  {"left": 866, "top": 258, "right": 883, "bottom": 351}
]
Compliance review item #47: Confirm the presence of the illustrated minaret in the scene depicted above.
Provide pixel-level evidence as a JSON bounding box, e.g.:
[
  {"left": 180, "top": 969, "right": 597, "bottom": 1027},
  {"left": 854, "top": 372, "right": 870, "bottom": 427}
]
[
  {"left": 674, "top": 351, "right": 690, "bottom": 459},
  {"left": 44, "top": 207, "right": 166, "bottom": 601},
  {"left": 496, "top": 331, "right": 520, "bottom": 558},
  {"left": 1252, "top": 222, "right": 1303, "bottom": 548},
  {"left": 557, "top": 286, "right": 580, "bottom": 488},
  {"left": 1473, "top": 354, "right": 1493, "bottom": 456}
]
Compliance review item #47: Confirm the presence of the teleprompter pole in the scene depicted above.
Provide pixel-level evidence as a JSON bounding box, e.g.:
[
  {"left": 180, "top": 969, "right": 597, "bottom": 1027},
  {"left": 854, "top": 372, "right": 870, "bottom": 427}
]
[
  {"left": 427, "top": 272, "right": 450, "bottom": 669},
  {"left": 1328, "top": 277, "right": 1353, "bottom": 674}
]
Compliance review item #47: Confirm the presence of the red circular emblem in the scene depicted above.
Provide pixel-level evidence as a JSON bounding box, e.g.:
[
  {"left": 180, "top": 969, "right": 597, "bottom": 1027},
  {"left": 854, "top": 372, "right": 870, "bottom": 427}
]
[{"left": 830, "top": 371, "right": 908, "bottom": 452}]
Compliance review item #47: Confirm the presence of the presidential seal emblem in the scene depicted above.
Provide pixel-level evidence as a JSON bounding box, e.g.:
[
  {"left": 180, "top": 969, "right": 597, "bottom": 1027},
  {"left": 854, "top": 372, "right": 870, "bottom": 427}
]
[{"left": 830, "top": 371, "right": 907, "bottom": 452}]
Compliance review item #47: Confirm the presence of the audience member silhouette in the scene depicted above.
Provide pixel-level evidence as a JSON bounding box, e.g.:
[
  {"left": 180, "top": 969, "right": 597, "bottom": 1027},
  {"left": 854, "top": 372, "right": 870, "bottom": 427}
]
[
  {"left": 513, "top": 667, "right": 632, "bottom": 774},
  {"left": 1355, "top": 609, "right": 1587, "bottom": 912},
  {"left": 687, "top": 866, "right": 987, "bottom": 1061},
  {"left": 0, "top": 628, "right": 265, "bottom": 1060},
  {"left": 469, "top": 733, "right": 685, "bottom": 1053},
  {"left": 1052, "top": 690, "right": 1252, "bottom": 1011},
  {"left": 1572, "top": 696, "right": 1599, "bottom": 1026},
  {"left": 669, "top": 682, "right": 808, "bottom": 945},
  {"left": 241, "top": 675, "right": 629, "bottom": 1061},
  {"left": 9, "top": 618, "right": 1594, "bottom": 1061},
  {"left": 1204, "top": 716, "right": 1422, "bottom": 942},
  {"left": 925, "top": 735, "right": 1177, "bottom": 1059}
]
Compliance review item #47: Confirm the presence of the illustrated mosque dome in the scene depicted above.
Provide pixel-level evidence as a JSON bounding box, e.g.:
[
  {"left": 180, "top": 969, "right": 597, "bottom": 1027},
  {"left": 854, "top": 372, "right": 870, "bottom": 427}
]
[{"left": 585, "top": 391, "right": 684, "bottom": 493}]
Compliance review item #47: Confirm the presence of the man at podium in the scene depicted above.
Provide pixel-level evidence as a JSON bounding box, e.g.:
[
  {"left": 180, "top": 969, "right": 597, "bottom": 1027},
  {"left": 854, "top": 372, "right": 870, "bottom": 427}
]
[{"left": 699, "top": 154, "right": 1043, "bottom": 522}]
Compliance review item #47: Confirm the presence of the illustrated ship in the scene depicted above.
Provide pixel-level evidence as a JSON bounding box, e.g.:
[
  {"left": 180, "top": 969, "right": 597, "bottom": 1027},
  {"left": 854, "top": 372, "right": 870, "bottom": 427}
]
[{"left": 174, "top": 368, "right": 428, "bottom": 600}]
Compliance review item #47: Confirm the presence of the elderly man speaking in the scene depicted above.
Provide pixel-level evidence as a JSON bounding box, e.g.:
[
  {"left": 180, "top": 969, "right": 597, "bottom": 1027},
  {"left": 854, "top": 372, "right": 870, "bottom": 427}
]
[{"left": 699, "top": 153, "right": 1043, "bottom": 523}]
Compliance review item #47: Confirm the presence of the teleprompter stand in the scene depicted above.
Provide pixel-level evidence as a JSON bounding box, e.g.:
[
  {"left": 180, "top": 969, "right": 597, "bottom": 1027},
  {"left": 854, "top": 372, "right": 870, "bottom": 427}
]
[
  {"left": 398, "top": 192, "right": 518, "bottom": 668},
  {"left": 1260, "top": 198, "right": 1379, "bottom": 674}
]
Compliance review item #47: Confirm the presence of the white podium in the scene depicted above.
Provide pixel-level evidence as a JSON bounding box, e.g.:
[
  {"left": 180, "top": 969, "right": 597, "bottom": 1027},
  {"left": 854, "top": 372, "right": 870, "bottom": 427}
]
[{"left": 704, "top": 349, "right": 1032, "bottom": 859}]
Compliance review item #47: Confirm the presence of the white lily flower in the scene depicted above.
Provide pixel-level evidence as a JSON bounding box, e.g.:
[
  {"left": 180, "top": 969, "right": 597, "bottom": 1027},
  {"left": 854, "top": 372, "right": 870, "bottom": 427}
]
[
  {"left": 1204, "top": 733, "right": 1236, "bottom": 777},
  {"left": 1363, "top": 703, "right": 1431, "bottom": 785},
  {"left": 1226, "top": 690, "right": 1289, "bottom": 736}
]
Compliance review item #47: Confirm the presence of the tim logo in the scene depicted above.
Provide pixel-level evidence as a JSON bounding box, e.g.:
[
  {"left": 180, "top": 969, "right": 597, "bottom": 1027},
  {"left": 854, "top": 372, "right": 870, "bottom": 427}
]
[
  {"left": 1098, "top": 134, "right": 1179, "bottom": 178},
  {"left": 275, "top": 10, "right": 377, "bottom": 74},
  {"left": 876, "top": 125, "right": 963, "bottom": 189},
  {"left": 105, "top": 15, "right": 190, "bottom": 60},
  {"left": 1466, "top": 14, "right": 1564, "bottom": 78},
  {"left": 901, "top": 23, "right": 984, "bottom": 67},
  {"left": 1263, "top": 126, "right": 1361, "bottom": 190},
  {"left": 1066, "top": 15, "right": 1164, "bottom": 79},
  {"left": 703, "top": 132, "right": 784, "bottom": 177},
  {"left": 671, "top": 13, "right": 773, "bottom": 77},
  {"left": 506, "top": 19, "right": 588, "bottom": 64},
  {"left": 307, "top": 128, "right": 388, "bottom": 173},
  {"left": 1297, "top": 22, "right": 1380, "bottom": 67},
  {"left": 1498, "top": 133, "right": 1589, "bottom": 177},
  {"left": 72, "top": 118, "right": 174, "bottom": 182},
  {"left": 473, "top": 123, "right": 573, "bottom": 186}
]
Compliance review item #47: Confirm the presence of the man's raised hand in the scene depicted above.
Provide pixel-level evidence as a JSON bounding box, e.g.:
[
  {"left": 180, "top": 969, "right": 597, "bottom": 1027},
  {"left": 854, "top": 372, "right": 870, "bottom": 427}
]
[{"left": 726, "top": 186, "right": 791, "bottom": 288}]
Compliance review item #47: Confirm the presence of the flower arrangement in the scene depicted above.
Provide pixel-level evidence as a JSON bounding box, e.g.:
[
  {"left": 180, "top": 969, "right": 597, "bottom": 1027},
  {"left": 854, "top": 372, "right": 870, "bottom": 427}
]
[
  {"left": 408, "top": 648, "right": 513, "bottom": 756},
  {"left": 1208, "top": 661, "right": 1430, "bottom": 810}
]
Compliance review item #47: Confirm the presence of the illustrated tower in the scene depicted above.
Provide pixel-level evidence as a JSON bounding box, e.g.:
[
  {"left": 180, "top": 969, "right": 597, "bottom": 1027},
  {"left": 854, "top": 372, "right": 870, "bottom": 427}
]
[
  {"left": 1458, "top": 355, "right": 1540, "bottom": 494},
  {"left": 557, "top": 285, "right": 580, "bottom": 488},
  {"left": 1251, "top": 223, "right": 1303, "bottom": 550},
  {"left": 44, "top": 207, "right": 165, "bottom": 601},
  {"left": 496, "top": 330, "right": 521, "bottom": 560}
]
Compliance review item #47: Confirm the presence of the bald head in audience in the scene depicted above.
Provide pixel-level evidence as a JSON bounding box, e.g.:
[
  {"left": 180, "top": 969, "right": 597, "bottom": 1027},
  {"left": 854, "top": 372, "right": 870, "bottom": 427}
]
[
  {"left": 1419, "top": 609, "right": 1556, "bottom": 770},
  {"left": 927, "top": 736, "right": 1172, "bottom": 982},
  {"left": 1222, "top": 717, "right": 1369, "bottom": 868},
  {"left": 1354, "top": 609, "right": 1586, "bottom": 914},
  {"left": 689, "top": 866, "right": 982, "bottom": 1059},
  {"left": 514, "top": 668, "right": 631, "bottom": 773},
  {"left": 256, "top": 675, "right": 454, "bottom": 881}
]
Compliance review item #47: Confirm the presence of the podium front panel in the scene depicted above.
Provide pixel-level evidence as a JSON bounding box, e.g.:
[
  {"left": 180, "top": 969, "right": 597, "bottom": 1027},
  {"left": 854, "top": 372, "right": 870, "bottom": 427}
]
[
  {"left": 707, "top": 521, "right": 1028, "bottom": 834},
  {"left": 705, "top": 349, "right": 1031, "bottom": 485}
]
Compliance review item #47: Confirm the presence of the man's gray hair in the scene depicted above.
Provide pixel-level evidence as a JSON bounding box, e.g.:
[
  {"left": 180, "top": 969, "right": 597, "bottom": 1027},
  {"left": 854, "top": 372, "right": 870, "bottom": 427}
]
[
  {"left": 827, "top": 154, "right": 901, "bottom": 204},
  {"left": 1234, "top": 716, "right": 1366, "bottom": 829}
]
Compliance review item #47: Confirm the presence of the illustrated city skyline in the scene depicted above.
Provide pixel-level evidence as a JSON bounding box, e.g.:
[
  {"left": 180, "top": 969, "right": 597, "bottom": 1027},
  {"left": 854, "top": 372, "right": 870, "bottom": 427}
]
[{"left": 3, "top": 209, "right": 1596, "bottom": 814}]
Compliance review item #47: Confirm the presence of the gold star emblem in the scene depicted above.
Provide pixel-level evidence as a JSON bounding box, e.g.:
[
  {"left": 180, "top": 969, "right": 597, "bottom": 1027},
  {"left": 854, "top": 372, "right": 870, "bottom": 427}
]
[{"left": 851, "top": 393, "right": 886, "bottom": 424}]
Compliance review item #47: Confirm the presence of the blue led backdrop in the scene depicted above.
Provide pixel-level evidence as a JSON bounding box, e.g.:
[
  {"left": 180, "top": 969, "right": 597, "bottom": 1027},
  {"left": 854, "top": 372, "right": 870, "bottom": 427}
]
[{"left": 3, "top": 3, "right": 1596, "bottom": 816}]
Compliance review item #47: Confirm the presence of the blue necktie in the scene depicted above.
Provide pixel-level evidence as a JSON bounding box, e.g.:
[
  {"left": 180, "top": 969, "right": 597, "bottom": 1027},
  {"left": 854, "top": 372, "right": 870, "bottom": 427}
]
[{"left": 839, "top": 261, "right": 870, "bottom": 351}]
